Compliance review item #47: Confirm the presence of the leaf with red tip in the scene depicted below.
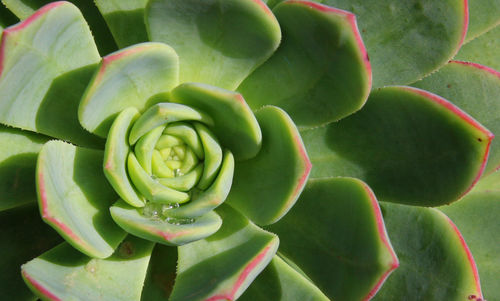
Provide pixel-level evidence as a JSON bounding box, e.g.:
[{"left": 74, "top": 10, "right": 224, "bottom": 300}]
[
  {"left": 302, "top": 86, "right": 493, "bottom": 206},
  {"left": 79, "top": 42, "right": 179, "bottom": 137},
  {"left": 0, "top": 204, "right": 61, "bottom": 300},
  {"left": 169, "top": 204, "right": 279, "bottom": 301},
  {"left": 21, "top": 236, "right": 154, "bottom": 301},
  {"left": 439, "top": 170, "right": 500, "bottom": 301},
  {"left": 37, "top": 140, "right": 126, "bottom": 258},
  {"left": 240, "top": 255, "right": 329, "bottom": 301},
  {"left": 0, "top": 2, "right": 103, "bottom": 147},
  {"left": 171, "top": 83, "right": 262, "bottom": 161},
  {"left": 146, "top": 0, "right": 281, "bottom": 90},
  {"left": 267, "top": 177, "right": 398, "bottom": 301},
  {"left": 456, "top": 25, "right": 500, "bottom": 72},
  {"left": 412, "top": 61, "right": 500, "bottom": 175},
  {"left": 373, "top": 203, "right": 483, "bottom": 301},
  {"left": 227, "top": 106, "right": 311, "bottom": 225},
  {"left": 0, "top": 125, "right": 48, "bottom": 211},
  {"left": 238, "top": 0, "right": 371, "bottom": 128}
]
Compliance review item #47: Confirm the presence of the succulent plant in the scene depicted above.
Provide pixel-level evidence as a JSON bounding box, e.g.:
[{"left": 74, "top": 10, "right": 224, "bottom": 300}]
[{"left": 0, "top": 0, "right": 498, "bottom": 300}]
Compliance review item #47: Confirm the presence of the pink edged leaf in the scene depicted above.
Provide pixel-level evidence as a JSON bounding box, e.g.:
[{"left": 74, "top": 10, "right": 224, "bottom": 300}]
[
  {"left": 302, "top": 86, "right": 493, "bottom": 206},
  {"left": 226, "top": 105, "right": 311, "bottom": 226},
  {"left": 0, "top": 2, "right": 103, "bottom": 147},
  {"left": 79, "top": 42, "right": 179, "bottom": 138},
  {"left": 456, "top": 24, "right": 500, "bottom": 72},
  {"left": 267, "top": 177, "right": 398, "bottom": 301},
  {"left": 373, "top": 203, "right": 482, "bottom": 301},
  {"left": 238, "top": 0, "right": 371, "bottom": 128},
  {"left": 146, "top": 0, "right": 281, "bottom": 90},
  {"left": 412, "top": 60, "right": 500, "bottom": 175},
  {"left": 109, "top": 199, "right": 222, "bottom": 246},
  {"left": 169, "top": 204, "right": 279, "bottom": 301},
  {"left": 21, "top": 236, "right": 154, "bottom": 301},
  {"left": 463, "top": 0, "right": 500, "bottom": 42},
  {"left": 37, "top": 140, "right": 126, "bottom": 259}
]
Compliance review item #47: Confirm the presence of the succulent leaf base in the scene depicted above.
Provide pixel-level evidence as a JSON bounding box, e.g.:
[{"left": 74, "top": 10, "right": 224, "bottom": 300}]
[{"left": 0, "top": 0, "right": 499, "bottom": 300}]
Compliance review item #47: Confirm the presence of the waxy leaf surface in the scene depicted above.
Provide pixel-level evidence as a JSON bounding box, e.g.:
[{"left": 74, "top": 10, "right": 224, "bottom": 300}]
[
  {"left": 267, "top": 177, "right": 398, "bottom": 301},
  {"left": 456, "top": 24, "right": 500, "bottom": 72},
  {"left": 463, "top": 0, "right": 500, "bottom": 42}
]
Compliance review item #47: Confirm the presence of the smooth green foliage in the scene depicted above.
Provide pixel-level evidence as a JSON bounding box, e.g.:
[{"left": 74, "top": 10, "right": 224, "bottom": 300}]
[
  {"left": 110, "top": 200, "right": 223, "bottom": 246},
  {"left": 37, "top": 140, "right": 126, "bottom": 258},
  {"left": 267, "top": 178, "right": 397, "bottom": 301},
  {"left": 171, "top": 83, "right": 262, "bottom": 161},
  {"left": 194, "top": 122, "right": 223, "bottom": 190},
  {"left": 170, "top": 205, "right": 279, "bottom": 301},
  {"left": 464, "top": 0, "right": 500, "bottom": 42},
  {"left": 22, "top": 237, "right": 154, "bottom": 301},
  {"left": 0, "top": 204, "right": 61, "bottom": 300},
  {"left": 140, "top": 244, "right": 177, "bottom": 300},
  {"left": 439, "top": 171, "right": 500, "bottom": 301},
  {"left": 302, "top": 86, "right": 492, "bottom": 206},
  {"left": 146, "top": 0, "right": 281, "bottom": 90},
  {"left": 456, "top": 24, "right": 500, "bottom": 72},
  {"left": 240, "top": 255, "right": 329, "bottom": 301},
  {"left": 163, "top": 122, "right": 204, "bottom": 159},
  {"left": 94, "top": 0, "right": 148, "bottom": 48},
  {"left": 135, "top": 125, "right": 164, "bottom": 175},
  {"left": 104, "top": 107, "right": 145, "bottom": 208},
  {"left": 239, "top": 0, "right": 370, "bottom": 128},
  {"left": 227, "top": 106, "right": 310, "bottom": 226},
  {"left": 413, "top": 61, "right": 500, "bottom": 174},
  {"left": 0, "top": 2, "right": 103, "bottom": 147},
  {"left": 0, "top": 125, "right": 47, "bottom": 211},
  {"left": 374, "top": 203, "right": 481, "bottom": 301},
  {"left": 79, "top": 42, "right": 179, "bottom": 137},
  {"left": 1, "top": 0, "right": 117, "bottom": 54}
]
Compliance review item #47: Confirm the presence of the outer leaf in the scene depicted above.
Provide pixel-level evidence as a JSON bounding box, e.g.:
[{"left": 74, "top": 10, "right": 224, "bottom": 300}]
[
  {"left": 464, "top": 0, "right": 500, "bottom": 42},
  {"left": 455, "top": 24, "right": 500, "bottom": 72},
  {"left": 37, "top": 140, "right": 126, "bottom": 258},
  {"left": 238, "top": 0, "right": 371, "bottom": 128},
  {"left": 0, "top": 125, "right": 48, "bottom": 211},
  {"left": 373, "top": 203, "right": 483, "bottom": 301},
  {"left": 301, "top": 86, "right": 493, "bottom": 206},
  {"left": 171, "top": 83, "right": 262, "bottom": 161},
  {"left": 267, "top": 178, "right": 398, "bottom": 301},
  {"left": 21, "top": 236, "right": 154, "bottom": 301},
  {"left": 103, "top": 107, "right": 146, "bottom": 208},
  {"left": 146, "top": 0, "right": 281, "bottom": 90},
  {"left": 94, "top": 0, "right": 148, "bottom": 48},
  {"left": 439, "top": 171, "right": 500, "bottom": 301},
  {"left": 79, "top": 42, "right": 179, "bottom": 137},
  {"left": 110, "top": 200, "right": 222, "bottom": 246},
  {"left": 240, "top": 255, "right": 329, "bottom": 301},
  {"left": 0, "top": 2, "right": 103, "bottom": 147},
  {"left": 170, "top": 204, "right": 279, "bottom": 301},
  {"left": 412, "top": 61, "right": 500, "bottom": 174},
  {"left": 0, "top": 204, "right": 61, "bottom": 300},
  {"left": 227, "top": 106, "right": 311, "bottom": 225},
  {"left": 140, "top": 244, "right": 178, "bottom": 301},
  {"left": 2, "top": 0, "right": 117, "bottom": 54}
]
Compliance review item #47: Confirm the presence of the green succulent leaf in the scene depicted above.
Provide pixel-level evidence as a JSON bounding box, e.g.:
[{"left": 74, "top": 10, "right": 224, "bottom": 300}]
[
  {"left": 238, "top": 0, "right": 371, "bottom": 128},
  {"left": 140, "top": 244, "right": 178, "bottom": 301},
  {"left": 103, "top": 107, "right": 146, "bottom": 208},
  {"left": 0, "top": 1, "right": 104, "bottom": 147},
  {"left": 240, "top": 255, "right": 329, "bottom": 301},
  {"left": 227, "top": 106, "right": 311, "bottom": 226},
  {"left": 146, "top": 0, "right": 281, "bottom": 90},
  {"left": 0, "top": 204, "right": 61, "bottom": 300},
  {"left": 464, "top": 0, "right": 500, "bottom": 42},
  {"left": 302, "top": 86, "right": 493, "bottom": 206},
  {"left": 267, "top": 177, "right": 398, "bottom": 301},
  {"left": 21, "top": 236, "right": 154, "bottom": 301},
  {"left": 94, "top": 0, "right": 148, "bottom": 48},
  {"left": 171, "top": 82, "right": 262, "bottom": 161},
  {"left": 373, "top": 203, "right": 483, "bottom": 301},
  {"left": 194, "top": 122, "right": 223, "bottom": 190},
  {"left": 412, "top": 61, "right": 500, "bottom": 175},
  {"left": 110, "top": 200, "right": 223, "bottom": 246},
  {"left": 439, "top": 171, "right": 500, "bottom": 301},
  {"left": 0, "top": 125, "right": 48, "bottom": 211},
  {"left": 37, "top": 140, "right": 126, "bottom": 258},
  {"left": 455, "top": 24, "right": 500, "bottom": 72},
  {"left": 1, "top": 0, "right": 117, "bottom": 54},
  {"left": 169, "top": 204, "right": 279, "bottom": 301},
  {"left": 79, "top": 42, "right": 179, "bottom": 137}
]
